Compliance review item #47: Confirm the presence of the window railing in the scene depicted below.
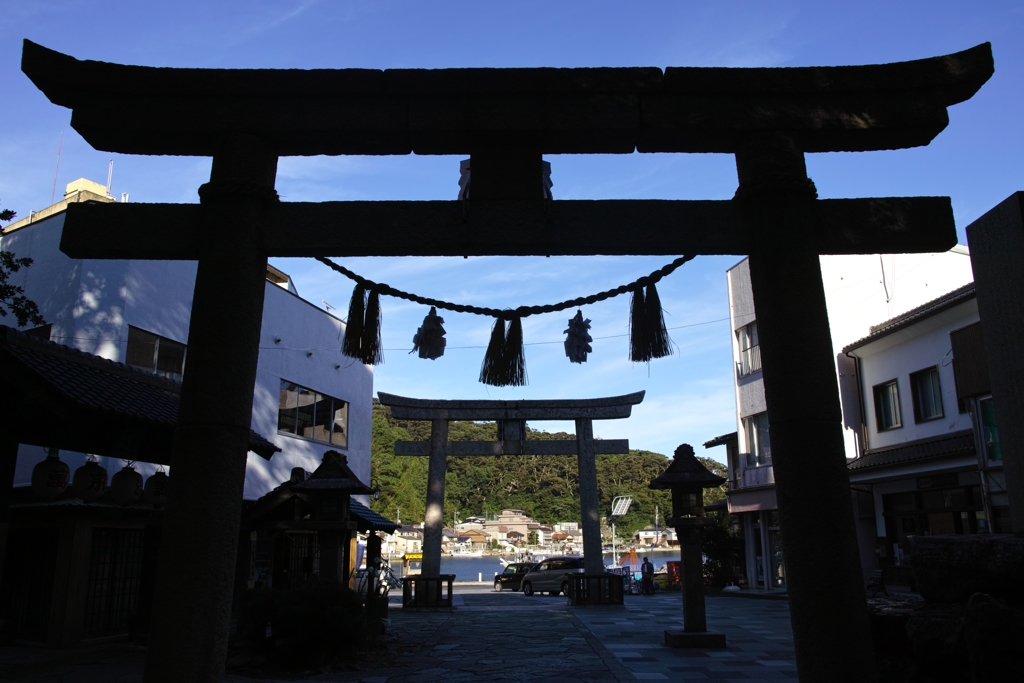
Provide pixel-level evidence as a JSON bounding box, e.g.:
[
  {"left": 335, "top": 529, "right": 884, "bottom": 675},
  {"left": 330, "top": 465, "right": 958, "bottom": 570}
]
[{"left": 737, "top": 344, "right": 762, "bottom": 377}]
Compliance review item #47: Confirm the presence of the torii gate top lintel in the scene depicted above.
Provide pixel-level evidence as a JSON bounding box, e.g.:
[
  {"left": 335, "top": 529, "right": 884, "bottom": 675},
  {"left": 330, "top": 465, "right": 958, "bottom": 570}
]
[
  {"left": 377, "top": 390, "right": 644, "bottom": 421},
  {"left": 22, "top": 39, "right": 991, "bottom": 157}
]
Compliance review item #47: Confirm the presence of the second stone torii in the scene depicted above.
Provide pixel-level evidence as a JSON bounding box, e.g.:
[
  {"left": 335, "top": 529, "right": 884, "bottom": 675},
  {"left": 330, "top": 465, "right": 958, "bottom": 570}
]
[{"left": 377, "top": 391, "right": 645, "bottom": 577}]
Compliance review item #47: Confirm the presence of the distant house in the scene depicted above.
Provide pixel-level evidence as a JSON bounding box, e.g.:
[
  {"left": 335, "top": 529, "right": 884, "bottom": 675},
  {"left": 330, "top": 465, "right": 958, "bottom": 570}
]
[
  {"left": 391, "top": 525, "right": 423, "bottom": 555},
  {"left": 482, "top": 508, "right": 540, "bottom": 541},
  {"left": 460, "top": 528, "right": 489, "bottom": 550},
  {"left": 634, "top": 526, "right": 676, "bottom": 547}
]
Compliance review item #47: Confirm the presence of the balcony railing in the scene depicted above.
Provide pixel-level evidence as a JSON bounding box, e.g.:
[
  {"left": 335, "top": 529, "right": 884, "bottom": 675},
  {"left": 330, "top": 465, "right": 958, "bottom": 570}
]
[{"left": 737, "top": 344, "right": 762, "bottom": 377}]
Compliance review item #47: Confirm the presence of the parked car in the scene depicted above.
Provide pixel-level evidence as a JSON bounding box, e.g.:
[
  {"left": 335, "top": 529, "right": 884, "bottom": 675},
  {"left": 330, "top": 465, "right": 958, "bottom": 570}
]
[
  {"left": 520, "top": 556, "right": 585, "bottom": 596},
  {"left": 493, "top": 562, "right": 537, "bottom": 592}
]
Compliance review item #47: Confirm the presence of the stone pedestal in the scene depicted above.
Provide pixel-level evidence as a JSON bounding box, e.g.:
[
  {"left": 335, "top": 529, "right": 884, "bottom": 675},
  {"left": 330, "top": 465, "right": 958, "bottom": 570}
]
[{"left": 665, "top": 628, "right": 727, "bottom": 648}]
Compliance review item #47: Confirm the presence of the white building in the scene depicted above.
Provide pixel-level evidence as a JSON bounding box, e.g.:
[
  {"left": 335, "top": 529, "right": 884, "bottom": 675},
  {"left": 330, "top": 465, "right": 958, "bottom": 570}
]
[
  {"left": 1, "top": 179, "right": 374, "bottom": 501},
  {"left": 843, "top": 282, "right": 1007, "bottom": 573},
  {"left": 722, "top": 248, "right": 974, "bottom": 590}
]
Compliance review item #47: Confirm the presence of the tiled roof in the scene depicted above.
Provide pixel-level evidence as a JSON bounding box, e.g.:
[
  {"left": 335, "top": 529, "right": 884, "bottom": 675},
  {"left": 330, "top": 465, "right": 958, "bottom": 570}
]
[
  {"left": 350, "top": 500, "right": 399, "bottom": 532},
  {"left": 843, "top": 283, "right": 976, "bottom": 353},
  {"left": 848, "top": 430, "right": 975, "bottom": 471},
  {"left": 703, "top": 432, "right": 737, "bottom": 449},
  {"left": 0, "top": 326, "right": 280, "bottom": 460}
]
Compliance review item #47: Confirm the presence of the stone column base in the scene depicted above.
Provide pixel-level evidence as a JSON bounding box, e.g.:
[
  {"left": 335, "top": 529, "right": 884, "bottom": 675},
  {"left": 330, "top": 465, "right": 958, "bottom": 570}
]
[{"left": 665, "top": 628, "right": 727, "bottom": 648}]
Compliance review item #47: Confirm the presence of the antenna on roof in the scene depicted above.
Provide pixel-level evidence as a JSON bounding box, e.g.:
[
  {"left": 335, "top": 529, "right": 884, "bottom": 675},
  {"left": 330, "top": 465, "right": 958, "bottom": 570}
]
[
  {"left": 50, "top": 131, "right": 63, "bottom": 205},
  {"left": 106, "top": 159, "right": 114, "bottom": 195},
  {"left": 322, "top": 299, "right": 336, "bottom": 312}
]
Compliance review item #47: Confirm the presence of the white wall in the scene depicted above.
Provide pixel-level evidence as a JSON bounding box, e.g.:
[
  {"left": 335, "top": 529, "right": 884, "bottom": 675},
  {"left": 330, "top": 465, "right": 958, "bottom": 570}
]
[
  {"left": 852, "top": 299, "right": 978, "bottom": 450},
  {"left": 248, "top": 281, "right": 374, "bottom": 500},
  {"left": 3, "top": 211, "right": 373, "bottom": 501}
]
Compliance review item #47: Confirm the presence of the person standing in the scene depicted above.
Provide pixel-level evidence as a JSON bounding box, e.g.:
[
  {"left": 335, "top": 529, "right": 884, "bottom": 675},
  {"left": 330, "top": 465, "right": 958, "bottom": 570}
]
[{"left": 641, "top": 556, "right": 655, "bottom": 596}]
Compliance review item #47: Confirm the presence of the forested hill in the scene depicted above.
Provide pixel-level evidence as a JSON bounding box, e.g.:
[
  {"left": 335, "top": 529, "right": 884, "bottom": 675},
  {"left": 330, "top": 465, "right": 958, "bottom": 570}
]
[{"left": 368, "top": 400, "right": 726, "bottom": 538}]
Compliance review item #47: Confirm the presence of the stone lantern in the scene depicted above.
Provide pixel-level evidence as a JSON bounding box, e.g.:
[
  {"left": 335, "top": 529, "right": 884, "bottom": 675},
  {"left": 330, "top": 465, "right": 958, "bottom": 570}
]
[
  {"left": 291, "top": 451, "right": 372, "bottom": 585},
  {"left": 650, "top": 443, "right": 727, "bottom": 648}
]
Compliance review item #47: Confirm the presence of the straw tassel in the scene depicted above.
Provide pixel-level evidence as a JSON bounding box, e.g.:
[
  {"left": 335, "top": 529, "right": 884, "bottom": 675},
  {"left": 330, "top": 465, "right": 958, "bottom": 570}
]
[
  {"left": 629, "top": 286, "right": 648, "bottom": 362},
  {"left": 361, "top": 288, "right": 384, "bottom": 365},
  {"left": 503, "top": 316, "right": 527, "bottom": 386},
  {"left": 643, "top": 282, "right": 672, "bottom": 359},
  {"left": 342, "top": 284, "right": 366, "bottom": 360},
  {"left": 479, "top": 318, "right": 507, "bottom": 385}
]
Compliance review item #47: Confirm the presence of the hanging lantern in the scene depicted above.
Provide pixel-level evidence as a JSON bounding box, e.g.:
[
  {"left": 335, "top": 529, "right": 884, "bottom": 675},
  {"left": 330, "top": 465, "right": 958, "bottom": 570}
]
[
  {"left": 563, "top": 310, "right": 593, "bottom": 364},
  {"left": 142, "top": 469, "right": 170, "bottom": 508},
  {"left": 111, "top": 464, "right": 143, "bottom": 505},
  {"left": 31, "top": 448, "right": 69, "bottom": 499},
  {"left": 411, "top": 306, "right": 447, "bottom": 360},
  {"left": 72, "top": 458, "right": 108, "bottom": 502}
]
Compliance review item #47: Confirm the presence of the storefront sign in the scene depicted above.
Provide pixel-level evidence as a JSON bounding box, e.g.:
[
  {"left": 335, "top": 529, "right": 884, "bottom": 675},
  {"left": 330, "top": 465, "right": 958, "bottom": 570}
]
[{"left": 917, "top": 473, "right": 959, "bottom": 490}]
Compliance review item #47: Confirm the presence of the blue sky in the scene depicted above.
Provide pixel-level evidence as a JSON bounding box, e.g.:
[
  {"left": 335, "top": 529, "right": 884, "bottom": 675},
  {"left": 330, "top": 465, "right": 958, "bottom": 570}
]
[{"left": 2, "top": 1, "right": 1022, "bottom": 458}]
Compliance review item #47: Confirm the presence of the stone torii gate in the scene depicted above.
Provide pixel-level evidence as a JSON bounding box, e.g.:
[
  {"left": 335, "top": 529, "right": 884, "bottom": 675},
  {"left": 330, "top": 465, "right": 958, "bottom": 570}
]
[
  {"left": 20, "top": 40, "right": 993, "bottom": 683},
  {"left": 378, "top": 391, "right": 643, "bottom": 577}
]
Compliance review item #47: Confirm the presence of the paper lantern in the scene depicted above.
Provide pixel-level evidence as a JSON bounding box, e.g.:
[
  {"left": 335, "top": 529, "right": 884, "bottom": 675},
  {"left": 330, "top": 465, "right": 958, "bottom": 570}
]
[
  {"left": 31, "top": 451, "right": 69, "bottom": 499},
  {"left": 142, "top": 470, "right": 169, "bottom": 507},
  {"left": 72, "top": 459, "right": 108, "bottom": 502},
  {"left": 111, "top": 465, "right": 143, "bottom": 505}
]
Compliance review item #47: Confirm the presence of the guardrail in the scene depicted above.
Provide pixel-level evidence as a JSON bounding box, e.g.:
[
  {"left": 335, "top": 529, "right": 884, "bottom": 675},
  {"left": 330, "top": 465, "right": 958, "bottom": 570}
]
[
  {"left": 567, "top": 573, "right": 624, "bottom": 606},
  {"left": 401, "top": 574, "right": 455, "bottom": 608}
]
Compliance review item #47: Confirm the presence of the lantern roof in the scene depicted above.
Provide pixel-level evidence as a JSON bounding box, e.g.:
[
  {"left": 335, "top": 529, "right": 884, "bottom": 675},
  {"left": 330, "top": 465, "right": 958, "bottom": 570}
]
[
  {"left": 649, "top": 443, "right": 726, "bottom": 490},
  {"left": 292, "top": 450, "right": 372, "bottom": 494}
]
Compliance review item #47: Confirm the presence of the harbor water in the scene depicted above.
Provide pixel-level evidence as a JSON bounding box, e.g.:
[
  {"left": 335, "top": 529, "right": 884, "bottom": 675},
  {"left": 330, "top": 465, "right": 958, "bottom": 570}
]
[{"left": 391, "top": 548, "right": 680, "bottom": 581}]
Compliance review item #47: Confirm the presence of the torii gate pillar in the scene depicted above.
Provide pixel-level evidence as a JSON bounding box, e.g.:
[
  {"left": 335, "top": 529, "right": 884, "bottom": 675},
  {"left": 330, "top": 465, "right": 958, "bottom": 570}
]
[
  {"left": 739, "top": 134, "right": 873, "bottom": 681},
  {"left": 422, "top": 419, "right": 449, "bottom": 577},
  {"left": 144, "top": 135, "right": 277, "bottom": 683}
]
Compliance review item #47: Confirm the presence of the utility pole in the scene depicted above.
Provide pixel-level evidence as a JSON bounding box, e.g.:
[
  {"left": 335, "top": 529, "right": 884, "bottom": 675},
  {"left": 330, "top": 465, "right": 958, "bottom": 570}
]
[{"left": 610, "top": 496, "right": 633, "bottom": 566}]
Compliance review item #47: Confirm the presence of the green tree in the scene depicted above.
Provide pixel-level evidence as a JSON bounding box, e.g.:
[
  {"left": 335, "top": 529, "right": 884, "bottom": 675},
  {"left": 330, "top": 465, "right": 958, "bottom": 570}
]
[
  {"left": 696, "top": 456, "right": 728, "bottom": 508},
  {"left": 0, "top": 203, "right": 45, "bottom": 328}
]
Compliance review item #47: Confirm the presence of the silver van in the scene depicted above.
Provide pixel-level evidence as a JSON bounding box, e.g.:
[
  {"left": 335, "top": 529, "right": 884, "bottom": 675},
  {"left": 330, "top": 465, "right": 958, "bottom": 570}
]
[{"left": 520, "top": 556, "right": 585, "bottom": 596}]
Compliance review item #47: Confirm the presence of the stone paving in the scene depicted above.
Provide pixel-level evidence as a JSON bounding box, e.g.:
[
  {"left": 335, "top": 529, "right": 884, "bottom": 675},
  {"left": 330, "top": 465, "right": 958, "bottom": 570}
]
[{"left": 0, "top": 586, "right": 796, "bottom": 682}]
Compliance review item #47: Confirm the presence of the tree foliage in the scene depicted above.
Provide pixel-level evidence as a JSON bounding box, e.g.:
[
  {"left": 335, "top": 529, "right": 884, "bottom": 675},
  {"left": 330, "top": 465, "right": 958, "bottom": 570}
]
[
  {"left": 369, "top": 401, "right": 727, "bottom": 538},
  {"left": 0, "top": 203, "right": 45, "bottom": 328}
]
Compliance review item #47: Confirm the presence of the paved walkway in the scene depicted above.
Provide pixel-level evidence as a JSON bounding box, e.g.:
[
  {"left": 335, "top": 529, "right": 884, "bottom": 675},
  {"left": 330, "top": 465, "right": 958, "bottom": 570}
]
[{"left": 0, "top": 587, "right": 796, "bottom": 682}]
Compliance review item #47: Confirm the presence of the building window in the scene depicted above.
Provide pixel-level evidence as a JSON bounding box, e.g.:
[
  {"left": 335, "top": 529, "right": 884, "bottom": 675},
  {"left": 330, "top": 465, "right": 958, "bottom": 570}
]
[
  {"left": 978, "top": 396, "right": 1001, "bottom": 461},
  {"left": 873, "top": 380, "right": 901, "bottom": 431},
  {"left": 125, "top": 326, "right": 186, "bottom": 381},
  {"left": 278, "top": 380, "right": 348, "bottom": 448},
  {"left": 910, "top": 366, "right": 944, "bottom": 423},
  {"left": 743, "top": 412, "right": 771, "bottom": 467},
  {"left": 736, "top": 322, "right": 761, "bottom": 377}
]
